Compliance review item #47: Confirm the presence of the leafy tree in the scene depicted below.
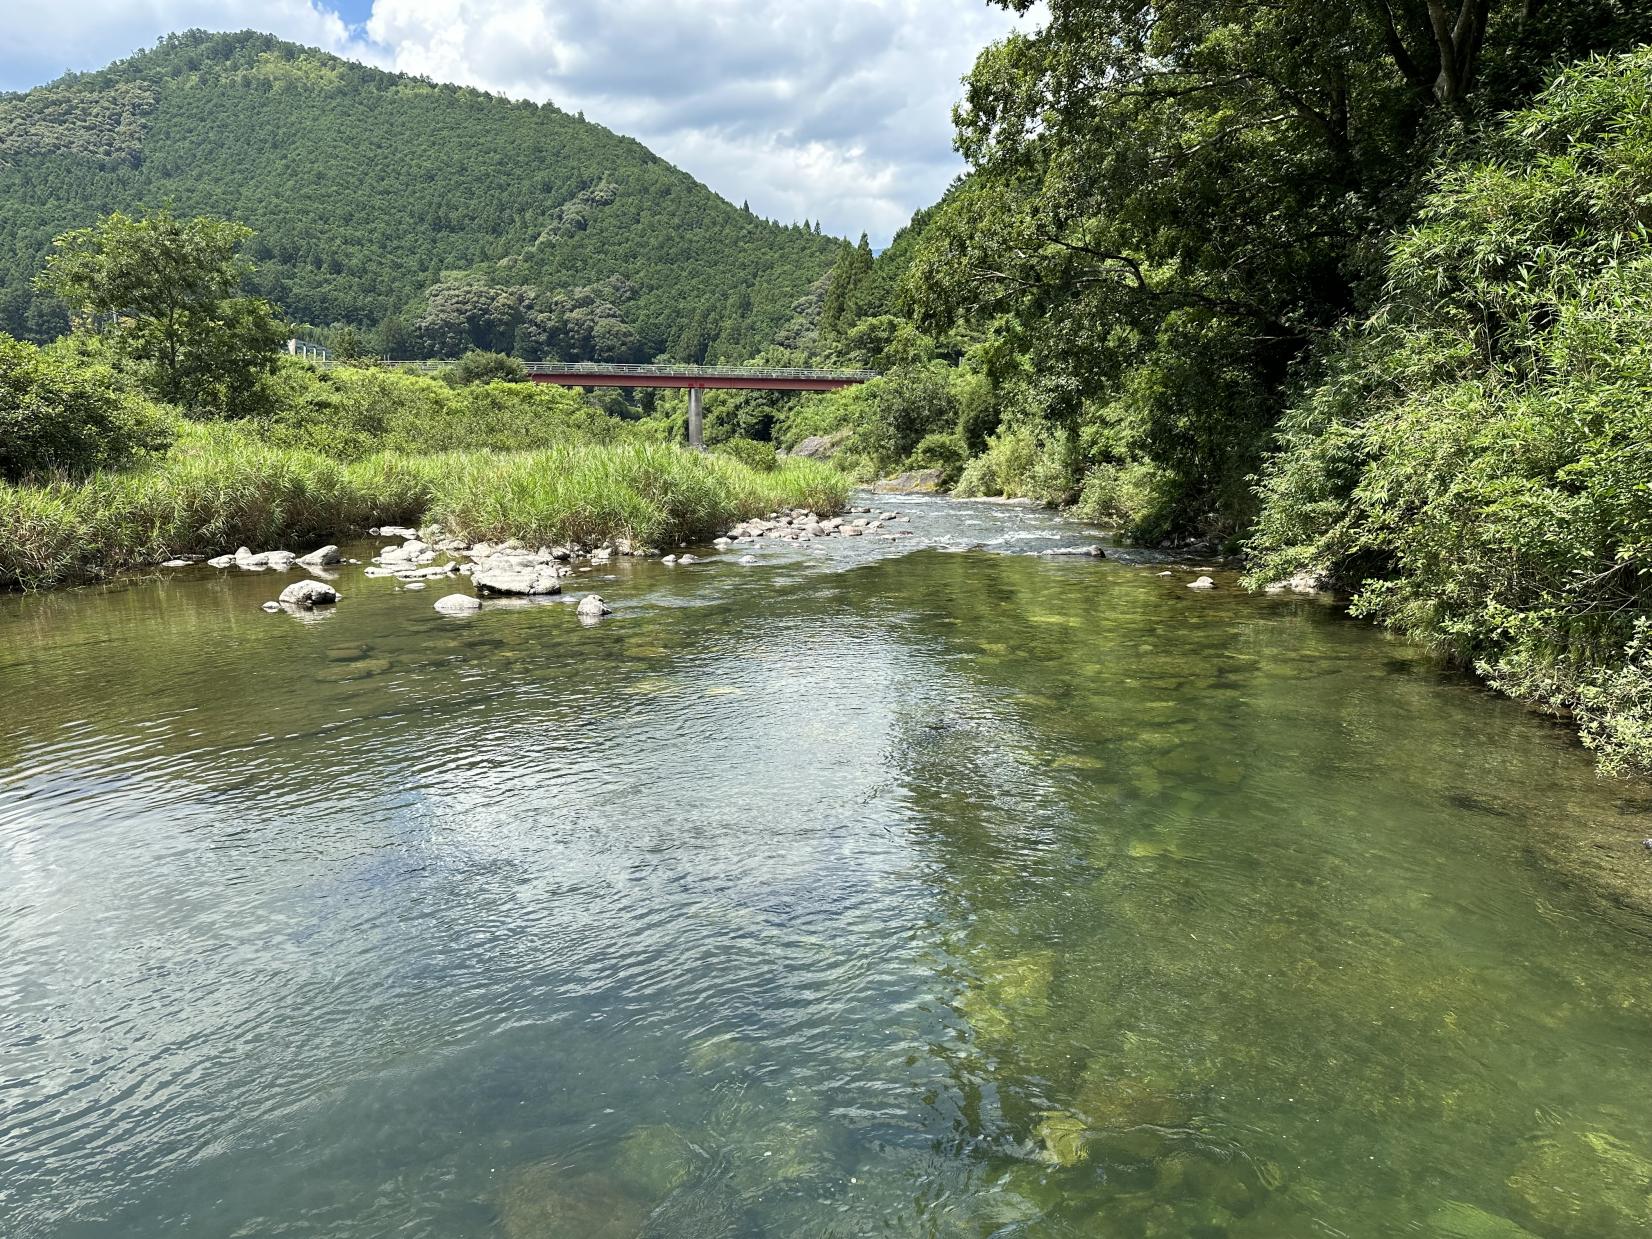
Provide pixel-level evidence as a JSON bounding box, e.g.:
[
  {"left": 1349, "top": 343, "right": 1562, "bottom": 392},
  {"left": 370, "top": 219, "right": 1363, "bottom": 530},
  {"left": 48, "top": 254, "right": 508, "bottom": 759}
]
[
  {"left": 445, "top": 350, "right": 526, "bottom": 387},
  {"left": 905, "top": 0, "right": 1652, "bottom": 538},
  {"left": 1249, "top": 47, "right": 1652, "bottom": 773},
  {"left": 36, "top": 208, "right": 283, "bottom": 416},
  {"left": 0, "top": 332, "right": 172, "bottom": 480},
  {"left": 821, "top": 234, "right": 875, "bottom": 340}
]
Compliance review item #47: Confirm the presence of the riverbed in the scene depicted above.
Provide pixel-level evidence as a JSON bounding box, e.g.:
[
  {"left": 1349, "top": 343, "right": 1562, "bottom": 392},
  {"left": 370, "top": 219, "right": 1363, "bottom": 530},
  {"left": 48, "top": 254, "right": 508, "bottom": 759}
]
[{"left": 2, "top": 494, "right": 1649, "bottom": 1238}]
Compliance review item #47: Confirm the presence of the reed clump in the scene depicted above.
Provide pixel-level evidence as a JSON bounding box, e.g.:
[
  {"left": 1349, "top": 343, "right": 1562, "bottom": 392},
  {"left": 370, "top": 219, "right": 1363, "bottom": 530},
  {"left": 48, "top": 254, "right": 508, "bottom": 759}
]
[{"left": 0, "top": 424, "right": 848, "bottom": 591}]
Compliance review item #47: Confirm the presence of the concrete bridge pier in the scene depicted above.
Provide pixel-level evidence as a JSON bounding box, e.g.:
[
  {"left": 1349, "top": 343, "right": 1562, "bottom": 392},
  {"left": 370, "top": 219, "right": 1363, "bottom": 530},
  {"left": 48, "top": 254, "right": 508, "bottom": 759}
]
[{"left": 688, "top": 388, "right": 705, "bottom": 450}]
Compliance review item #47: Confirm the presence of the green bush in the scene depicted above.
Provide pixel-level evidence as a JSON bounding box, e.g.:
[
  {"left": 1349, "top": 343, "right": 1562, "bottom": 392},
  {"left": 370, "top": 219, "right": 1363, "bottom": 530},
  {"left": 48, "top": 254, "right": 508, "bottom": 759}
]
[
  {"left": 1072, "top": 460, "right": 1170, "bottom": 529},
  {"left": 713, "top": 437, "right": 779, "bottom": 472},
  {"left": 1248, "top": 49, "right": 1652, "bottom": 774},
  {"left": 444, "top": 350, "right": 526, "bottom": 387},
  {"left": 952, "top": 425, "right": 1070, "bottom": 505},
  {"left": 0, "top": 332, "right": 173, "bottom": 482},
  {"left": 905, "top": 432, "right": 967, "bottom": 486},
  {"left": 258, "top": 362, "right": 640, "bottom": 458}
]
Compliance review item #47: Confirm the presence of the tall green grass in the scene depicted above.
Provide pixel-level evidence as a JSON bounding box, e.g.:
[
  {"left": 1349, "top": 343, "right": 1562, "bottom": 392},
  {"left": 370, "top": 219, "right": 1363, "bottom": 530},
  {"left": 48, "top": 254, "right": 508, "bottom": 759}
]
[{"left": 0, "top": 426, "right": 848, "bottom": 591}]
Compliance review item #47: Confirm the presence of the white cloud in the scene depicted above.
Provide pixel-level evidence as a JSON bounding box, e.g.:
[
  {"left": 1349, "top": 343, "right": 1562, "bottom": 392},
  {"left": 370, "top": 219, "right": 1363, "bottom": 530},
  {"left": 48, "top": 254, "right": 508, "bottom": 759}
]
[
  {"left": 3, "top": 1, "right": 1038, "bottom": 244},
  {"left": 360, "top": 0, "right": 1035, "bottom": 241},
  {"left": 2, "top": 2, "right": 360, "bottom": 86}
]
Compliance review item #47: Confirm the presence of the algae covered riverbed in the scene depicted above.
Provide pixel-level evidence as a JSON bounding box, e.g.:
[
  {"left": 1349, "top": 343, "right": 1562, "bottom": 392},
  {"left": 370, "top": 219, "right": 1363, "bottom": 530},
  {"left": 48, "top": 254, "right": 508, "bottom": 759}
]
[{"left": 1, "top": 495, "right": 1649, "bottom": 1237}]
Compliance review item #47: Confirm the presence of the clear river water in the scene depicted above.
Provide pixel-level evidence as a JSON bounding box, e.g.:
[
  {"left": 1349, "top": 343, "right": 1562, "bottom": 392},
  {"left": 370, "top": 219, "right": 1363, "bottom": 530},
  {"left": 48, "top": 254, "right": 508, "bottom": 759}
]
[{"left": 2, "top": 494, "right": 1649, "bottom": 1239}]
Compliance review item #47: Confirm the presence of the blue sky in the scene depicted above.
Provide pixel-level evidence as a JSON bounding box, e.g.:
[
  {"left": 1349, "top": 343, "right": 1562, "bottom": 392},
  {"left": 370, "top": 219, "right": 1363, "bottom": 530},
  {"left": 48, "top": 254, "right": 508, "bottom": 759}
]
[{"left": 3, "top": 1, "right": 1038, "bottom": 244}]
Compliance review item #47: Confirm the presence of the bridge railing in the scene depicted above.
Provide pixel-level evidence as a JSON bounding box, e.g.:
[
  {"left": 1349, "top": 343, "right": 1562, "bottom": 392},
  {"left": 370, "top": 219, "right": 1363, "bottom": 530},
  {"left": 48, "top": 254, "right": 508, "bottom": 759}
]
[{"left": 522, "top": 362, "right": 879, "bottom": 381}]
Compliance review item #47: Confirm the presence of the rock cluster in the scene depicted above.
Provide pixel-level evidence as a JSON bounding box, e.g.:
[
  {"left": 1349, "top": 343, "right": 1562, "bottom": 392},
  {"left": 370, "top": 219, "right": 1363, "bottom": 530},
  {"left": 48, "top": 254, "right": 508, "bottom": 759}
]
[
  {"left": 201, "top": 545, "right": 344, "bottom": 572},
  {"left": 724, "top": 507, "right": 912, "bottom": 544}
]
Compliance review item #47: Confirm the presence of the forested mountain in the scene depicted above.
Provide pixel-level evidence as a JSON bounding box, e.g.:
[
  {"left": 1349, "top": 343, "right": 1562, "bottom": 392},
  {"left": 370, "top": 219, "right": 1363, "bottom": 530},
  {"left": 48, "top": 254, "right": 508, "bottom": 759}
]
[{"left": 0, "top": 30, "right": 839, "bottom": 360}]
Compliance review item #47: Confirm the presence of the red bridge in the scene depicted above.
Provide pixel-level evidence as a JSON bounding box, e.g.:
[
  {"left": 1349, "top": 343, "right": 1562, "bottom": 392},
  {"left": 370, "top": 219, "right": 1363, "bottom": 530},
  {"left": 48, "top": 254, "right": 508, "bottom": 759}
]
[
  {"left": 525, "top": 362, "right": 875, "bottom": 392},
  {"left": 525, "top": 363, "right": 877, "bottom": 447}
]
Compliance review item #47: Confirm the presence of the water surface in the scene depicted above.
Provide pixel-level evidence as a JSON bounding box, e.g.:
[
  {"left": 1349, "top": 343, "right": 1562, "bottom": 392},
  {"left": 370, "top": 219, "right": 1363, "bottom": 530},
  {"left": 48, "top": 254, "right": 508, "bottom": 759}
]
[{"left": 2, "top": 495, "right": 1649, "bottom": 1238}]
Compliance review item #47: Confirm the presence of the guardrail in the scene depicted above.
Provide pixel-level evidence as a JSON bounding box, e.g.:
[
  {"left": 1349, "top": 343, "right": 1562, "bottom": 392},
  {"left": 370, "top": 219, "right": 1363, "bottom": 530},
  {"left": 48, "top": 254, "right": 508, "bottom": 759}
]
[{"left": 522, "top": 363, "right": 879, "bottom": 380}]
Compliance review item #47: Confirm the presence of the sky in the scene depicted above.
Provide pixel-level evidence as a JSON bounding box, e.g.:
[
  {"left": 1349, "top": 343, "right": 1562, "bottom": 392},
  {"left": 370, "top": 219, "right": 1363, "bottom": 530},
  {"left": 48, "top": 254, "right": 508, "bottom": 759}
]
[{"left": 1, "top": 0, "right": 1039, "bottom": 245}]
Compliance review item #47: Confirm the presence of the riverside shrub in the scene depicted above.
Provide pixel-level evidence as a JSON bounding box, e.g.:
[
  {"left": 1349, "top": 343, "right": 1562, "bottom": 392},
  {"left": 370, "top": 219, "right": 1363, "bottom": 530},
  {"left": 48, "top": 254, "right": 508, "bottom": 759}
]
[
  {"left": 0, "top": 333, "right": 172, "bottom": 482},
  {"left": 1248, "top": 50, "right": 1652, "bottom": 774}
]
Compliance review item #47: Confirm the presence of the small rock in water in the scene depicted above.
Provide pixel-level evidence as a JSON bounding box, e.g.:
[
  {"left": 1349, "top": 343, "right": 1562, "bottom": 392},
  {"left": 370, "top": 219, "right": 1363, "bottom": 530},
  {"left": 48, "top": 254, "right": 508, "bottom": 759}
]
[
  {"left": 298, "top": 545, "right": 341, "bottom": 567},
  {"left": 1187, "top": 576, "right": 1216, "bottom": 590},
  {"left": 678, "top": 554, "right": 699, "bottom": 565},
  {"left": 160, "top": 559, "right": 196, "bottom": 569},
  {"left": 576, "top": 594, "right": 612, "bottom": 622},
  {"left": 739, "top": 555, "right": 758, "bottom": 565},
  {"left": 207, "top": 554, "right": 238, "bottom": 568},
  {"left": 661, "top": 554, "right": 677, "bottom": 564},
  {"left": 473, "top": 555, "right": 562, "bottom": 597},
  {"left": 265, "top": 550, "right": 297, "bottom": 570},
  {"left": 279, "top": 579, "right": 341, "bottom": 608},
  {"left": 403, "top": 582, "right": 426, "bottom": 591},
  {"left": 260, "top": 601, "right": 281, "bottom": 613},
  {"left": 434, "top": 594, "right": 482, "bottom": 614}
]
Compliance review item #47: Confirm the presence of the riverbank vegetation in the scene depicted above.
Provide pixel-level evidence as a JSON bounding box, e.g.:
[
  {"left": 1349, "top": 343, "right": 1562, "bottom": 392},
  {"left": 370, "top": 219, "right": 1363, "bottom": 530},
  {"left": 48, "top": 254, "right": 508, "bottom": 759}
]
[
  {"left": 770, "top": 12, "right": 1652, "bottom": 776},
  {"left": 0, "top": 422, "right": 844, "bottom": 591},
  {"left": 0, "top": 211, "right": 844, "bottom": 591}
]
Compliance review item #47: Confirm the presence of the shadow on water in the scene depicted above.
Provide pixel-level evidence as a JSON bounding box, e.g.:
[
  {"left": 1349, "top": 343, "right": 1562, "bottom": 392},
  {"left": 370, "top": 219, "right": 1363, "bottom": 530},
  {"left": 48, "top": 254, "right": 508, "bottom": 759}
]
[{"left": 1, "top": 498, "right": 1649, "bottom": 1238}]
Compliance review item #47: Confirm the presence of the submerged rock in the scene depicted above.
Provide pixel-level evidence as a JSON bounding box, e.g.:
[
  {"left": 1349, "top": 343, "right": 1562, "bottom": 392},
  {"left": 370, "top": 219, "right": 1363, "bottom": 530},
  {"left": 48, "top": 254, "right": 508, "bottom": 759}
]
[
  {"left": 1506, "top": 1129, "right": 1652, "bottom": 1235},
  {"left": 1187, "top": 576, "right": 1216, "bottom": 590},
  {"left": 1034, "top": 1111, "right": 1090, "bottom": 1167},
  {"left": 1427, "top": 1201, "right": 1541, "bottom": 1239},
  {"left": 278, "top": 580, "right": 339, "bottom": 608},
  {"left": 614, "top": 1125, "right": 700, "bottom": 1199},
  {"left": 434, "top": 594, "right": 481, "bottom": 614},
  {"left": 260, "top": 601, "right": 281, "bottom": 613},
  {"left": 499, "top": 1164, "right": 649, "bottom": 1239}
]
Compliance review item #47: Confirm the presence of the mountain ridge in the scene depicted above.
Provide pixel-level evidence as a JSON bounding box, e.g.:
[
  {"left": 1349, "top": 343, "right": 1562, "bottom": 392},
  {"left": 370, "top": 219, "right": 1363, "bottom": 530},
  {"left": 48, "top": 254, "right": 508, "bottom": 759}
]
[{"left": 0, "top": 29, "right": 840, "bottom": 360}]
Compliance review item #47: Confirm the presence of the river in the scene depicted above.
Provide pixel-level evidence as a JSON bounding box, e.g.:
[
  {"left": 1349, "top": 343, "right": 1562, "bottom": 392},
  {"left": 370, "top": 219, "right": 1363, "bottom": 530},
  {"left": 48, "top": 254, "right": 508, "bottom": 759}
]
[{"left": 2, "top": 494, "right": 1649, "bottom": 1238}]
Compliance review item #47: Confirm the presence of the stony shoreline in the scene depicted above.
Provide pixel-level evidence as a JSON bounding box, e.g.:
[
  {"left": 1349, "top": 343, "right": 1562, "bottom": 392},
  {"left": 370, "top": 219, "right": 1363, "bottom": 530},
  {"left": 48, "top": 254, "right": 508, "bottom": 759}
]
[{"left": 182, "top": 504, "right": 937, "bottom": 622}]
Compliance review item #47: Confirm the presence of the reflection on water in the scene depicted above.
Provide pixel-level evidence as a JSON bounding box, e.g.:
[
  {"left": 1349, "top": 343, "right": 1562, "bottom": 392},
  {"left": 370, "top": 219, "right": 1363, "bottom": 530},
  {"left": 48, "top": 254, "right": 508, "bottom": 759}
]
[{"left": 1, "top": 496, "right": 1649, "bottom": 1238}]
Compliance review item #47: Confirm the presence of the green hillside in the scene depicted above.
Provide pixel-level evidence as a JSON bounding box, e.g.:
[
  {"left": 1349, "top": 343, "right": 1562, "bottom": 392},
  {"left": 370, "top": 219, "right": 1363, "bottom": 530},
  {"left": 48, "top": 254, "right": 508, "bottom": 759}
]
[{"left": 0, "top": 29, "right": 839, "bottom": 360}]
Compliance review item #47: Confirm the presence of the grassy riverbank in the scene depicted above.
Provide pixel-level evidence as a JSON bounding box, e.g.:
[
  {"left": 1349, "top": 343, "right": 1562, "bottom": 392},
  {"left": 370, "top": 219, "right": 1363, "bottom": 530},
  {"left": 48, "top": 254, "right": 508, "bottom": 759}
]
[{"left": 0, "top": 424, "right": 847, "bottom": 591}]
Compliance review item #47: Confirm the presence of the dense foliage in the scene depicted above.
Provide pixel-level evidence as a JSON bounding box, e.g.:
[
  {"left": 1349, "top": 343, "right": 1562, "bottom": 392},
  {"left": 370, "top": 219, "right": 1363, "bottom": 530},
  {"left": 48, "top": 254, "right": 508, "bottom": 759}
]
[
  {"left": 36, "top": 208, "right": 285, "bottom": 415},
  {"left": 897, "top": 0, "right": 1652, "bottom": 540},
  {"left": 1249, "top": 50, "right": 1652, "bottom": 774},
  {"left": 0, "top": 334, "right": 171, "bottom": 481},
  {"left": 0, "top": 30, "right": 839, "bottom": 360}
]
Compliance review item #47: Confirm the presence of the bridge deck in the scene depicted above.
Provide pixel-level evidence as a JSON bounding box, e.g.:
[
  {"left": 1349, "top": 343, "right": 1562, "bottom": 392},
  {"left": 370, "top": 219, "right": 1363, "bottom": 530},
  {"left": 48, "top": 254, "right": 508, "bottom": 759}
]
[{"left": 523, "top": 363, "right": 877, "bottom": 391}]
